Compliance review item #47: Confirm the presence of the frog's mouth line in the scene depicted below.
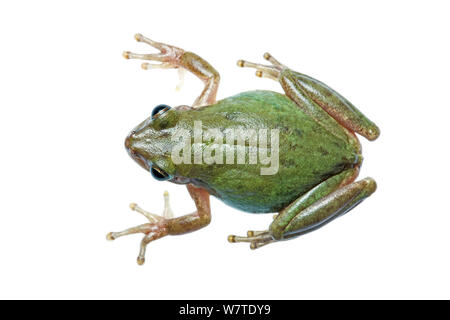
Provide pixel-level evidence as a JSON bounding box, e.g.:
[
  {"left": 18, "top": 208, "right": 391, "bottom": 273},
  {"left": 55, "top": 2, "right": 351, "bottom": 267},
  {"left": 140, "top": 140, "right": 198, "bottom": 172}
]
[
  {"left": 125, "top": 130, "right": 151, "bottom": 172},
  {"left": 128, "top": 148, "right": 151, "bottom": 172}
]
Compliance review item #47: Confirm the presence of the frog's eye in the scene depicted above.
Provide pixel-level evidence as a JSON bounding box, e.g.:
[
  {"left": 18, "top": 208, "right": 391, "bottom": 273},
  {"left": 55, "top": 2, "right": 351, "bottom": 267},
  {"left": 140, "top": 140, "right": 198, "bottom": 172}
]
[
  {"left": 151, "top": 104, "right": 171, "bottom": 120},
  {"left": 151, "top": 165, "right": 172, "bottom": 181}
]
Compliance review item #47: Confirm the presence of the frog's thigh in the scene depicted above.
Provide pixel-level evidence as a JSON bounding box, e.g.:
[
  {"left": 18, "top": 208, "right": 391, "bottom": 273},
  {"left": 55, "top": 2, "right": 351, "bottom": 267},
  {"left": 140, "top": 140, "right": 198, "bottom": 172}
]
[
  {"left": 237, "top": 53, "right": 379, "bottom": 141},
  {"left": 270, "top": 168, "right": 357, "bottom": 239},
  {"left": 280, "top": 69, "right": 380, "bottom": 141},
  {"left": 270, "top": 175, "right": 376, "bottom": 240}
]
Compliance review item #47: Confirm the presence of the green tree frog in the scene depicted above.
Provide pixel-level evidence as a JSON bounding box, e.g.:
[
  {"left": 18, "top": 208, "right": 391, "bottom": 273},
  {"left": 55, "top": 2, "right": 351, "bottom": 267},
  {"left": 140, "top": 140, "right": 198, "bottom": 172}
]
[{"left": 107, "top": 34, "right": 380, "bottom": 265}]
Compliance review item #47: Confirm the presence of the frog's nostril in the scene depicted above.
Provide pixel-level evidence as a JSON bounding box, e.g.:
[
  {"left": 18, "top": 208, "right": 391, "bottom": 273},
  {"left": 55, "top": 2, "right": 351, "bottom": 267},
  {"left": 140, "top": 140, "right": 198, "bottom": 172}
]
[
  {"left": 125, "top": 136, "right": 131, "bottom": 150},
  {"left": 125, "top": 130, "right": 136, "bottom": 150}
]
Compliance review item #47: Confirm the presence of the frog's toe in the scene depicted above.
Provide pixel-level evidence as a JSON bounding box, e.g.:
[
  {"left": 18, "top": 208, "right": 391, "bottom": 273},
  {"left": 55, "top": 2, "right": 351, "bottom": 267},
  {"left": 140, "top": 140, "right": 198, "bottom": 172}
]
[
  {"left": 133, "top": 33, "right": 165, "bottom": 51},
  {"left": 236, "top": 59, "right": 280, "bottom": 81},
  {"left": 129, "top": 202, "right": 163, "bottom": 223},
  {"left": 141, "top": 62, "right": 175, "bottom": 70},
  {"left": 107, "top": 220, "right": 168, "bottom": 265},
  {"left": 107, "top": 191, "right": 173, "bottom": 265},
  {"left": 228, "top": 230, "right": 275, "bottom": 249},
  {"left": 263, "top": 52, "right": 284, "bottom": 68},
  {"left": 124, "top": 34, "right": 184, "bottom": 70},
  {"left": 122, "top": 50, "right": 161, "bottom": 62}
]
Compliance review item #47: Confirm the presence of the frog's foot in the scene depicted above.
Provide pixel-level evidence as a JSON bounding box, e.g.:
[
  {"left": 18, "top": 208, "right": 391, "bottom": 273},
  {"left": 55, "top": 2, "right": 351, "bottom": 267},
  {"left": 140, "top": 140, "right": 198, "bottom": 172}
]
[
  {"left": 123, "top": 34, "right": 184, "bottom": 70},
  {"left": 228, "top": 230, "right": 275, "bottom": 249},
  {"left": 106, "top": 191, "right": 174, "bottom": 265},
  {"left": 237, "top": 52, "right": 284, "bottom": 81}
]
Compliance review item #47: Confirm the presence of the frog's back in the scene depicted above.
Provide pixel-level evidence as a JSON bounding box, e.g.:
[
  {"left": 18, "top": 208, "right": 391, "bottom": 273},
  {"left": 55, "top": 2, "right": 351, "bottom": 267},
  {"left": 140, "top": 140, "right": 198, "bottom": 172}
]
[{"left": 179, "top": 90, "right": 360, "bottom": 213}]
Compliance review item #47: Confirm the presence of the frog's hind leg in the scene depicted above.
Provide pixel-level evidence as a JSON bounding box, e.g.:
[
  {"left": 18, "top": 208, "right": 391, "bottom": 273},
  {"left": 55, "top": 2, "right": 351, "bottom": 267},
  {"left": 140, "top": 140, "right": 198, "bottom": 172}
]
[
  {"left": 124, "top": 34, "right": 220, "bottom": 107},
  {"left": 228, "top": 168, "right": 376, "bottom": 249},
  {"left": 270, "top": 176, "right": 376, "bottom": 242},
  {"left": 238, "top": 52, "right": 380, "bottom": 141}
]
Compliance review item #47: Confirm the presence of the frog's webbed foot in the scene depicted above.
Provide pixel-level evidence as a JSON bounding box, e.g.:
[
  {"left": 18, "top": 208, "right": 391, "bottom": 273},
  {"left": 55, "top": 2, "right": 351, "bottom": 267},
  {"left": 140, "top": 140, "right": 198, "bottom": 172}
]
[
  {"left": 123, "top": 34, "right": 185, "bottom": 70},
  {"left": 106, "top": 191, "right": 173, "bottom": 265},
  {"left": 237, "top": 52, "right": 284, "bottom": 81},
  {"left": 228, "top": 230, "right": 275, "bottom": 249}
]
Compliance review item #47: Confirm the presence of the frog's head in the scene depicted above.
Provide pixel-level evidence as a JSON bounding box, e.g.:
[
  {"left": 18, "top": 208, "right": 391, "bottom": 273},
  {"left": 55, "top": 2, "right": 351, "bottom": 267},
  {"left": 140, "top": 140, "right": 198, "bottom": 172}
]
[{"left": 125, "top": 104, "right": 183, "bottom": 182}]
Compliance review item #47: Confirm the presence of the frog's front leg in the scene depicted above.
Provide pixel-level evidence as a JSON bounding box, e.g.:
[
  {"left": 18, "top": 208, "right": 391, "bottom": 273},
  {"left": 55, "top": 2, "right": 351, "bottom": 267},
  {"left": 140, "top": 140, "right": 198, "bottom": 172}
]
[
  {"left": 124, "top": 34, "right": 220, "bottom": 107},
  {"left": 229, "top": 169, "right": 376, "bottom": 248},
  {"left": 107, "top": 185, "right": 210, "bottom": 265}
]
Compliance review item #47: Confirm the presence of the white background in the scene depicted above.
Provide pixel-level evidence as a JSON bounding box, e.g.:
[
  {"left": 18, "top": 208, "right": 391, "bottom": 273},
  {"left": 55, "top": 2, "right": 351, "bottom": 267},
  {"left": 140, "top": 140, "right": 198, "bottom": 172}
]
[{"left": 0, "top": 0, "right": 449, "bottom": 299}]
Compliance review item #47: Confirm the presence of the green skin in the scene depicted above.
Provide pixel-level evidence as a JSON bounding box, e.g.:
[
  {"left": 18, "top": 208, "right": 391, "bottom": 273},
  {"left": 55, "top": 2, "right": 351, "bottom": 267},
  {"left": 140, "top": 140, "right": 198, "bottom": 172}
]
[
  {"left": 108, "top": 35, "right": 380, "bottom": 264},
  {"left": 130, "top": 90, "right": 360, "bottom": 213}
]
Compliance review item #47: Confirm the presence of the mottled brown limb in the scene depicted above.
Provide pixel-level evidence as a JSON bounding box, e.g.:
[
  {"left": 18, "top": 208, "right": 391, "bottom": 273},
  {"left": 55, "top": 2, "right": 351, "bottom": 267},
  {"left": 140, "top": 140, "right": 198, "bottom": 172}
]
[
  {"left": 167, "top": 184, "right": 211, "bottom": 235},
  {"left": 124, "top": 34, "right": 220, "bottom": 108},
  {"left": 180, "top": 52, "right": 220, "bottom": 107},
  {"left": 107, "top": 185, "right": 211, "bottom": 265}
]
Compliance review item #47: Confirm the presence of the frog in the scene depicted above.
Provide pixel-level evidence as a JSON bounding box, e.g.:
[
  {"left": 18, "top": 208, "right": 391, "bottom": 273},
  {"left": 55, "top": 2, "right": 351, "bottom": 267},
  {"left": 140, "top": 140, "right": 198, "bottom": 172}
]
[{"left": 107, "top": 34, "right": 380, "bottom": 265}]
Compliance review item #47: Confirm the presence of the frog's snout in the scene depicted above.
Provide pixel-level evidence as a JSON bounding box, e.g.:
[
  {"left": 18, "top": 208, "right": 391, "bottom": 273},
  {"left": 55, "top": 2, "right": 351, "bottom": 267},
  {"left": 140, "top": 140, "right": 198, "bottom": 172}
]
[
  {"left": 125, "top": 130, "right": 150, "bottom": 171},
  {"left": 124, "top": 130, "right": 133, "bottom": 150},
  {"left": 124, "top": 130, "right": 137, "bottom": 154}
]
